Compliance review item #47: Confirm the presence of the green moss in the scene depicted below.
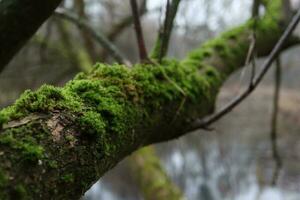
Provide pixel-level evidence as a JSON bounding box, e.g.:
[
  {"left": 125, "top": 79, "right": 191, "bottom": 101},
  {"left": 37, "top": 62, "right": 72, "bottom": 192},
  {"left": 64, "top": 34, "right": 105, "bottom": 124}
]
[
  {"left": 0, "top": 84, "right": 83, "bottom": 128},
  {"left": 1, "top": 60, "right": 222, "bottom": 149},
  {"left": 14, "top": 184, "right": 29, "bottom": 200},
  {"left": 47, "top": 160, "right": 58, "bottom": 169},
  {"left": 0, "top": 134, "right": 44, "bottom": 162},
  {"left": 65, "top": 135, "right": 76, "bottom": 142},
  {"left": 78, "top": 111, "right": 106, "bottom": 137},
  {"left": 0, "top": 169, "right": 9, "bottom": 200},
  {"left": 0, "top": 168, "right": 8, "bottom": 188},
  {"left": 61, "top": 174, "right": 74, "bottom": 183}
]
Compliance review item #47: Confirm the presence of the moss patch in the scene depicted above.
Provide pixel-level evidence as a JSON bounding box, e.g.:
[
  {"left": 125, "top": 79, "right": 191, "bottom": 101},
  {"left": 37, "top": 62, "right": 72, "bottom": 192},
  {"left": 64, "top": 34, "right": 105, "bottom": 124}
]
[{"left": 0, "top": 133, "right": 44, "bottom": 162}]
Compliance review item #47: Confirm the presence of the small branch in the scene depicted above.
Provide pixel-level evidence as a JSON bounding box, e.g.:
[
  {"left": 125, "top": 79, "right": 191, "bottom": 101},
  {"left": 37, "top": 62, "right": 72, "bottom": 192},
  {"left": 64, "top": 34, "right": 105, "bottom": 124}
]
[
  {"left": 151, "top": 0, "right": 181, "bottom": 62},
  {"left": 108, "top": 0, "right": 147, "bottom": 41},
  {"left": 282, "top": 0, "right": 293, "bottom": 22},
  {"left": 54, "top": 8, "right": 131, "bottom": 66},
  {"left": 270, "top": 57, "right": 283, "bottom": 186},
  {"left": 252, "top": 0, "right": 260, "bottom": 17},
  {"left": 74, "top": 0, "right": 98, "bottom": 62},
  {"left": 130, "top": 0, "right": 149, "bottom": 62},
  {"left": 187, "top": 9, "right": 300, "bottom": 132},
  {"left": 39, "top": 18, "right": 54, "bottom": 63},
  {"left": 158, "top": 0, "right": 171, "bottom": 62},
  {"left": 245, "top": 0, "right": 260, "bottom": 85}
]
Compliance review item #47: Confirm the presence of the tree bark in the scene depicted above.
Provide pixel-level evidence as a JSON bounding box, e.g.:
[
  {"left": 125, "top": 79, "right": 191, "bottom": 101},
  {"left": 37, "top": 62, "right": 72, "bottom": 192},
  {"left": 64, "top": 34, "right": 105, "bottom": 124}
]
[{"left": 0, "top": 0, "right": 296, "bottom": 199}]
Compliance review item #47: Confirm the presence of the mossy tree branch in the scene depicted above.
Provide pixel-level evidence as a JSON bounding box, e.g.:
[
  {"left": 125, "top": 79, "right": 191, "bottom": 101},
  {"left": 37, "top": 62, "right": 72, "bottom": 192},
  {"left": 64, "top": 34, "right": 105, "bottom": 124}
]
[
  {"left": 0, "top": 0, "right": 297, "bottom": 199},
  {"left": 0, "top": 0, "right": 62, "bottom": 72}
]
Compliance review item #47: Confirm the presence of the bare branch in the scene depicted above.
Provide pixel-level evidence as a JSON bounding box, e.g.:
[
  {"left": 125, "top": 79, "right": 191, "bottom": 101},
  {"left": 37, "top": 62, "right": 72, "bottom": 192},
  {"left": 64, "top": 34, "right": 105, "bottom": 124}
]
[
  {"left": 74, "top": 0, "right": 98, "bottom": 62},
  {"left": 188, "top": 9, "right": 300, "bottom": 131},
  {"left": 245, "top": 0, "right": 260, "bottom": 86},
  {"left": 130, "top": 0, "right": 149, "bottom": 62},
  {"left": 54, "top": 8, "right": 131, "bottom": 66},
  {"left": 151, "top": 0, "right": 181, "bottom": 61},
  {"left": 270, "top": 57, "right": 283, "bottom": 186},
  {"left": 108, "top": 0, "right": 147, "bottom": 41}
]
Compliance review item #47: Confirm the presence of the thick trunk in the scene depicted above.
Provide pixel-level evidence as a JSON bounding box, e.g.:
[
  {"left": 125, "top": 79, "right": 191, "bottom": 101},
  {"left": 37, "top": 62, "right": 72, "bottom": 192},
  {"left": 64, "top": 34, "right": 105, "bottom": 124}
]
[{"left": 0, "top": 0, "right": 295, "bottom": 199}]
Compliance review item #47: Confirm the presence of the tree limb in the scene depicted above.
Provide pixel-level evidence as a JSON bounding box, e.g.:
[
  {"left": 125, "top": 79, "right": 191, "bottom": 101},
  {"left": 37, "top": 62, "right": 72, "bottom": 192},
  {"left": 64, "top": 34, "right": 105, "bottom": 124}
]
[
  {"left": 151, "top": 0, "right": 181, "bottom": 62},
  {"left": 130, "top": 0, "right": 149, "bottom": 62},
  {"left": 54, "top": 8, "right": 131, "bottom": 66},
  {"left": 188, "top": 7, "right": 300, "bottom": 131},
  {"left": 0, "top": 0, "right": 62, "bottom": 72}
]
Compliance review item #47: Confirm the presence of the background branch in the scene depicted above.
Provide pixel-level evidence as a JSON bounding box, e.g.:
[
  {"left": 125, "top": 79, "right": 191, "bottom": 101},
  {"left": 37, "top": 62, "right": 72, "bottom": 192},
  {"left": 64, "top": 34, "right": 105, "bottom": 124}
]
[
  {"left": 54, "top": 8, "right": 131, "bottom": 66},
  {"left": 130, "top": 0, "right": 149, "bottom": 62},
  {"left": 151, "top": 0, "right": 181, "bottom": 62},
  {"left": 188, "top": 9, "right": 300, "bottom": 131},
  {"left": 270, "top": 57, "right": 283, "bottom": 186}
]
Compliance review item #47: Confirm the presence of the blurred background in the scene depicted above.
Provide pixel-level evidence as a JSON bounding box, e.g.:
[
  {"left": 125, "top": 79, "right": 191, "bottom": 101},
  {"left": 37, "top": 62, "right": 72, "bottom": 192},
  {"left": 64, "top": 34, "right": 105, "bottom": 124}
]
[{"left": 1, "top": 0, "right": 300, "bottom": 199}]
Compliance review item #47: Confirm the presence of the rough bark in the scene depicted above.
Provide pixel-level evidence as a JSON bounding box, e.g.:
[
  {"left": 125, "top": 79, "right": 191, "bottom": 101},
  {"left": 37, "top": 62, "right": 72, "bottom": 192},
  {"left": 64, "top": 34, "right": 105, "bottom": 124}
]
[
  {"left": 0, "top": 0, "right": 295, "bottom": 199},
  {"left": 0, "top": 0, "right": 62, "bottom": 72}
]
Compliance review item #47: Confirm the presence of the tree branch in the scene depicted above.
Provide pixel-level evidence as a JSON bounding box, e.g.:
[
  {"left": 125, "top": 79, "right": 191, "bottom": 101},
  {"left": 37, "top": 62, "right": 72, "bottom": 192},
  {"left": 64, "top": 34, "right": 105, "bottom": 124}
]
[
  {"left": 0, "top": 0, "right": 297, "bottom": 199},
  {"left": 188, "top": 8, "right": 300, "bottom": 131},
  {"left": 73, "top": 0, "right": 98, "bottom": 63},
  {"left": 130, "top": 0, "right": 149, "bottom": 62},
  {"left": 151, "top": 0, "right": 181, "bottom": 62},
  {"left": 0, "top": 0, "right": 62, "bottom": 73},
  {"left": 54, "top": 8, "right": 131, "bottom": 66},
  {"left": 270, "top": 57, "right": 282, "bottom": 186},
  {"left": 107, "top": 0, "right": 147, "bottom": 41}
]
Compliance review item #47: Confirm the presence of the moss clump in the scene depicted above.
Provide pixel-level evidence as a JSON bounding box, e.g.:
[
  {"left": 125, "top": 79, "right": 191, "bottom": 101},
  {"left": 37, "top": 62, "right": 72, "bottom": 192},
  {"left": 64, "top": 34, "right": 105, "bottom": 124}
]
[
  {"left": 14, "top": 184, "right": 29, "bottom": 200},
  {"left": 0, "top": 85, "right": 83, "bottom": 127},
  {"left": 0, "top": 134, "right": 44, "bottom": 162},
  {"left": 78, "top": 111, "right": 106, "bottom": 137},
  {"left": 0, "top": 169, "right": 8, "bottom": 188},
  {"left": 61, "top": 174, "right": 74, "bottom": 183},
  {"left": 47, "top": 160, "right": 58, "bottom": 169},
  {"left": 1, "top": 59, "right": 222, "bottom": 143}
]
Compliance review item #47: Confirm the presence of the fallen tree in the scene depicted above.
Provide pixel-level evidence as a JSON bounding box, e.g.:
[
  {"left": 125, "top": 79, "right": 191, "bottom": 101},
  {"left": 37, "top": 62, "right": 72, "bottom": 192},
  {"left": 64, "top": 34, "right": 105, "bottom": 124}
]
[{"left": 0, "top": 0, "right": 298, "bottom": 199}]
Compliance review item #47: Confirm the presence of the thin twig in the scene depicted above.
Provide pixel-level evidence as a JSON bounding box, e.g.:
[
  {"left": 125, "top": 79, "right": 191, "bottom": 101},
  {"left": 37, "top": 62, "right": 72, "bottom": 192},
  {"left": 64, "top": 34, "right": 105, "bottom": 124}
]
[
  {"left": 74, "top": 0, "right": 98, "bottom": 62},
  {"left": 159, "top": 0, "right": 171, "bottom": 62},
  {"left": 108, "top": 0, "right": 147, "bottom": 41},
  {"left": 130, "top": 0, "right": 149, "bottom": 62},
  {"left": 39, "top": 18, "right": 54, "bottom": 63},
  {"left": 187, "top": 9, "right": 300, "bottom": 132},
  {"left": 244, "top": 0, "right": 260, "bottom": 86},
  {"left": 54, "top": 8, "right": 131, "bottom": 66},
  {"left": 270, "top": 57, "right": 283, "bottom": 186},
  {"left": 153, "top": 0, "right": 181, "bottom": 62}
]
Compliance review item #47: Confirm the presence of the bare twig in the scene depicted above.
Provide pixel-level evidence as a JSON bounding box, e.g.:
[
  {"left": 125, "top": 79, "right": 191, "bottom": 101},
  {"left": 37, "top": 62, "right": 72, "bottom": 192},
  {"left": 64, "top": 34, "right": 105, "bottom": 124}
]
[
  {"left": 108, "top": 0, "right": 147, "bottom": 41},
  {"left": 74, "top": 0, "right": 98, "bottom": 62},
  {"left": 159, "top": 0, "right": 171, "bottom": 62},
  {"left": 270, "top": 57, "right": 283, "bottom": 186},
  {"left": 244, "top": 0, "right": 260, "bottom": 86},
  {"left": 39, "top": 18, "right": 54, "bottom": 63},
  {"left": 130, "top": 0, "right": 149, "bottom": 62},
  {"left": 152, "top": 0, "right": 181, "bottom": 62},
  {"left": 54, "top": 8, "right": 131, "bottom": 66},
  {"left": 187, "top": 9, "right": 300, "bottom": 132}
]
